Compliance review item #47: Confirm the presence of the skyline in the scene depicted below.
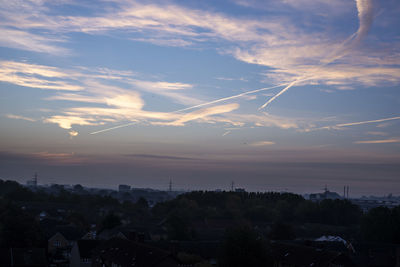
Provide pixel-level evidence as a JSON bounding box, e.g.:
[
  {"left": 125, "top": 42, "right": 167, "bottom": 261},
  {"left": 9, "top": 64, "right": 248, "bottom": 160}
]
[{"left": 1, "top": 0, "right": 399, "bottom": 196}]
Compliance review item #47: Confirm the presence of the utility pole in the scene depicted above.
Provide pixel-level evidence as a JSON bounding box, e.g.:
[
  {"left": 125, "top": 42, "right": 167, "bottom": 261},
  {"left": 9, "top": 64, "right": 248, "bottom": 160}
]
[
  {"left": 169, "top": 179, "right": 172, "bottom": 192},
  {"left": 231, "top": 181, "right": 235, "bottom": 192}
]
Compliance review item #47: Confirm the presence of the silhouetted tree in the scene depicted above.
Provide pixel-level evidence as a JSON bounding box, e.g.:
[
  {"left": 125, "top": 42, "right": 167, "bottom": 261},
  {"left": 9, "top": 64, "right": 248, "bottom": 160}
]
[
  {"left": 101, "top": 212, "right": 121, "bottom": 230},
  {"left": 361, "top": 206, "right": 400, "bottom": 243},
  {"left": 219, "top": 226, "right": 271, "bottom": 267},
  {"left": 269, "top": 221, "right": 296, "bottom": 240}
]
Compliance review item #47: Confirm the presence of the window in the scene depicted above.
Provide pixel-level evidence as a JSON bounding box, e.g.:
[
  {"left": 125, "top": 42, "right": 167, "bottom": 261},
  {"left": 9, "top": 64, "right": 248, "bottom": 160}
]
[{"left": 82, "top": 258, "right": 91, "bottom": 263}]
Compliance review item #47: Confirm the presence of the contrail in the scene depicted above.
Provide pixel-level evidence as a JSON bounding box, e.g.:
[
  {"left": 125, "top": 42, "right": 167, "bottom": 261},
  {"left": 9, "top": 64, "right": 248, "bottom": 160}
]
[
  {"left": 259, "top": 0, "right": 374, "bottom": 110},
  {"left": 174, "top": 83, "right": 289, "bottom": 113},
  {"left": 258, "top": 79, "right": 299, "bottom": 110},
  {"left": 336, "top": 116, "right": 400, "bottom": 127},
  {"left": 222, "top": 131, "right": 231, "bottom": 136},
  {"left": 90, "top": 0, "right": 375, "bottom": 135},
  {"left": 90, "top": 121, "right": 137, "bottom": 135},
  {"left": 305, "top": 115, "right": 400, "bottom": 132},
  {"left": 89, "top": 83, "right": 287, "bottom": 135}
]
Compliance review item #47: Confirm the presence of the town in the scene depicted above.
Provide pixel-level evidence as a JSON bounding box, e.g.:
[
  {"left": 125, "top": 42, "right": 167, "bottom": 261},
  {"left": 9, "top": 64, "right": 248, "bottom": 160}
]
[{"left": 0, "top": 178, "right": 399, "bottom": 267}]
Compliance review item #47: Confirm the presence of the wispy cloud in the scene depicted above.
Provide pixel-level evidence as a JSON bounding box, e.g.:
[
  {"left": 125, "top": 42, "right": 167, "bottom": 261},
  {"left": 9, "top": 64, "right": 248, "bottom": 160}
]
[
  {"left": 366, "top": 131, "right": 387, "bottom": 136},
  {"left": 249, "top": 141, "right": 275, "bottom": 146},
  {"left": 1, "top": 0, "right": 398, "bottom": 111},
  {"left": 124, "top": 154, "right": 199, "bottom": 161},
  {"left": 0, "top": 61, "right": 82, "bottom": 91},
  {"left": 0, "top": 27, "right": 69, "bottom": 55},
  {"left": 1, "top": 60, "right": 217, "bottom": 133},
  {"left": 5, "top": 114, "right": 36, "bottom": 122},
  {"left": 354, "top": 139, "right": 400, "bottom": 144},
  {"left": 257, "top": 0, "right": 376, "bottom": 109}
]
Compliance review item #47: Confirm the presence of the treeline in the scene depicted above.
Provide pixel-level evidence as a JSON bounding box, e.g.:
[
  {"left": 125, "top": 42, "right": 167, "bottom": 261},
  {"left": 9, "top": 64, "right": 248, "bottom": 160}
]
[
  {"left": 0, "top": 179, "right": 400, "bottom": 247},
  {"left": 152, "top": 191, "right": 363, "bottom": 225}
]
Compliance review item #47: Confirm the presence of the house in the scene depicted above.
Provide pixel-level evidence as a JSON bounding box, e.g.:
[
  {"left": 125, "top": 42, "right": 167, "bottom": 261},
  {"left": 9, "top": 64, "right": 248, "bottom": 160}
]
[
  {"left": 0, "top": 248, "right": 47, "bottom": 267},
  {"left": 70, "top": 240, "right": 101, "bottom": 267},
  {"left": 48, "top": 225, "right": 85, "bottom": 253},
  {"left": 97, "top": 226, "right": 150, "bottom": 242},
  {"left": 149, "top": 240, "right": 219, "bottom": 266},
  {"left": 91, "top": 238, "right": 181, "bottom": 267},
  {"left": 96, "top": 228, "right": 128, "bottom": 241},
  {"left": 270, "top": 242, "right": 356, "bottom": 267},
  {"left": 48, "top": 232, "right": 70, "bottom": 254},
  {"left": 350, "top": 242, "right": 400, "bottom": 267}
]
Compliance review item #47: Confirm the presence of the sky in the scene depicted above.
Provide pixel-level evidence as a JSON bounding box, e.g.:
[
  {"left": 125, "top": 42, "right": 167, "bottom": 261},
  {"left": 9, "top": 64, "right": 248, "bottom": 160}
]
[{"left": 0, "top": 0, "right": 399, "bottom": 196}]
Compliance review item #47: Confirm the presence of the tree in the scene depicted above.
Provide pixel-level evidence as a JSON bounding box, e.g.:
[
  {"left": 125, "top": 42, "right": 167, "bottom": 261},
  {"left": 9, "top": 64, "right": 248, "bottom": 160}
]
[
  {"left": 136, "top": 197, "right": 149, "bottom": 209},
  {"left": 73, "top": 184, "right": 84, "bottom": 191},
  {"left": 219, "top": 226, "right": 271, "bottom": 267},
  {"left": 101, "top": 213, "right": 121, "bottom": 230},
  {"left": 361, "top": 206, "right": 400, "bottom": 244},
  {"left": 0, "top": 202, "right": 44, "bottom": 247},
  {"left": 269, "top": 221, "right": 296, "bottom": 240},
  {"left": 166, "top": 211, "right": 191, "bottom": 240}
]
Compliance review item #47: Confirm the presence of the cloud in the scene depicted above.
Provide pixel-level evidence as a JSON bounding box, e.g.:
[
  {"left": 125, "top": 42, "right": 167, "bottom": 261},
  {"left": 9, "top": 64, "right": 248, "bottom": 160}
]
[
  {"left": 0, "top": 61, "right": 82, "bottom": 91},
  {"left": 1, "top": 1, "right": 399, "bottom": 137},
  {"left": 5, "top": 114, "right": 36, "bottom": 122},
  {"left": 0, "top": 60, "right": 218, "bottom": 132},
  {"left": 249, "top": 141, "right": 275, "bottom": 146},
  {"left": 355, "top": 0, "right": 374, "bottom": 42},
  {"left": 0, "top": 27, "right": 69, "bottom": 55},
  {"left": 124, "top": 154, "right": 199, "bottom": 161},
  {"left": 69, "top": 130, "right": 78, "bottom": 138},
  {"left": 1, "top": 0, "right": 398, "bottom": 103},
  {"left": 366, "top": 131, "right": 387, "bottom": 136},
  {"left": 257, "top": 0, "right": 375, "bottom": 109},
  {"left": 129, "top": 80, "right": 201, "bottom": 105},
  {"left": 354, "top": 139, "right": 400, "bottom": 144},
  {"left": 44, "top": 115, "right": 102, "bottom": 130}
]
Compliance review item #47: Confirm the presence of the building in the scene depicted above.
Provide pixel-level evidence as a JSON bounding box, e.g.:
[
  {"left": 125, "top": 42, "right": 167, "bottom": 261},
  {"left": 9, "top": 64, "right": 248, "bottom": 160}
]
[
  {"left": 235, "top": 188, "right": 246, "bottom": 193},
  {"left": 91, "top": 238, "right": 181, "bottom": 267},
  {"left": 70, "top": 240, "right": 101, "bottom": 267},
  {"left": 0, "top": 248, "right": 47, "bottom": 267},
  {"left": 118, "top": 184, "right": 131, "bottom": 192},
  {"left": 270, "top": 242, "right": 356, "bottom": 267},
  {"left": 309, "top": 187, "right": 342, "bottom": 201}
]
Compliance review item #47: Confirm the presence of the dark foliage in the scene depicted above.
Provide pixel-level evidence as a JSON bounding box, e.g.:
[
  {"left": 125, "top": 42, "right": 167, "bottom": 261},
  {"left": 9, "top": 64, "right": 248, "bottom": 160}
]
[
  {"left": 219, "top": 226, "right": 271, "bottom": 267},
  {"left": 361, "top": 206, "right": 400, "bottom": 244}
]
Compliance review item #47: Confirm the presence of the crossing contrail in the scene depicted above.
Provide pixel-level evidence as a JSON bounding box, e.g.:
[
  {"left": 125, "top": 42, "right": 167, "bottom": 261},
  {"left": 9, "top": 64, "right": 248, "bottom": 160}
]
[
  {"left": 174, "top": 83, "right": 288, "bottom": 113},
  {"left": 259, "top": 0, "right": 374, "bottom": 110},
  {"left": 90, "top": 83, "right": 287, "bottom": 135}
]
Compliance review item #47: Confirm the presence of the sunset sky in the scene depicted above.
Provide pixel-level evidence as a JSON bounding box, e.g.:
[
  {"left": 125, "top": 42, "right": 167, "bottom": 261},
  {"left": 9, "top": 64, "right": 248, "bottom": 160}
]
[{"left": 1, "top": 0, "right": 399, "bottom": 196}]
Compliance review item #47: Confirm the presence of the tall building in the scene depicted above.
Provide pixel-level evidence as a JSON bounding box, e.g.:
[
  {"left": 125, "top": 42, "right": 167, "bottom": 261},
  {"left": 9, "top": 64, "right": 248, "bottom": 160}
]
[
  {"left": 118, "top": 184, "right": 131, "bottom": 192},
  {"left": 26, "top": 172, "right": 38, "bottom": 187}
]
